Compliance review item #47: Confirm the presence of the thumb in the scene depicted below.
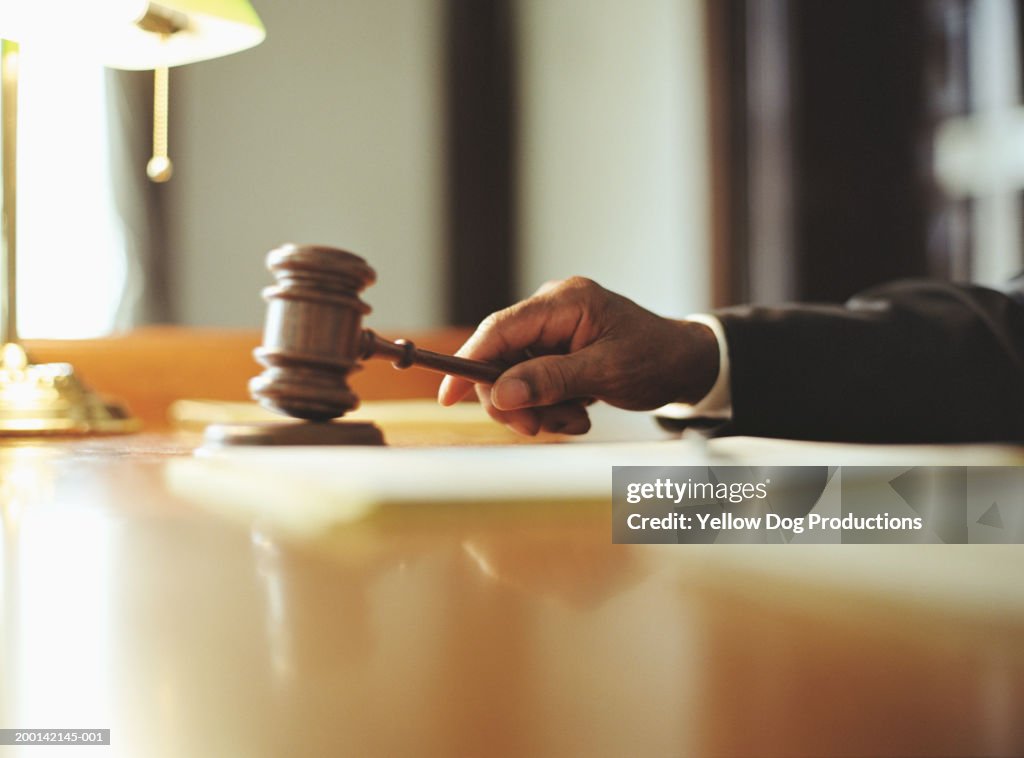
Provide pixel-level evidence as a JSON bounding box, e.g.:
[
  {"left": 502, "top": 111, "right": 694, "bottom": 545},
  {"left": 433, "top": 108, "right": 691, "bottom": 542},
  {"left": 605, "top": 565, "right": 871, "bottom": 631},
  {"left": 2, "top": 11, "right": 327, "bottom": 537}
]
[{"left": 491, "top": 352, "right": 596, "bottom": 410}]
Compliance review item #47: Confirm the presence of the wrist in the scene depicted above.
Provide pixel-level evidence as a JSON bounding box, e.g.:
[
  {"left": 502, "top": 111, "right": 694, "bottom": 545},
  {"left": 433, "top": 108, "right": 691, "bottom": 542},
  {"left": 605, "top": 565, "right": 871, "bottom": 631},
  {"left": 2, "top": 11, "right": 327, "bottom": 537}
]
[{"left": 670, "top": 319, "right": 720, "bottom": 404}]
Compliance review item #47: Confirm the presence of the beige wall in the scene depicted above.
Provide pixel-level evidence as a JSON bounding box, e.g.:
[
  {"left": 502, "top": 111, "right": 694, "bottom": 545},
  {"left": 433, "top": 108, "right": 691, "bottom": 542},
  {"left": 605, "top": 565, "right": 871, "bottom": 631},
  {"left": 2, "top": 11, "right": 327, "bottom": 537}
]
[
  {"left": 516, "top": 0, "right": 710, "bottom": 317},
  {"left": 164, "top": 0, "right": 710, "bottom": 329},
  {"left": 165, "top": 0, "right": 445, "bottom": 330}
]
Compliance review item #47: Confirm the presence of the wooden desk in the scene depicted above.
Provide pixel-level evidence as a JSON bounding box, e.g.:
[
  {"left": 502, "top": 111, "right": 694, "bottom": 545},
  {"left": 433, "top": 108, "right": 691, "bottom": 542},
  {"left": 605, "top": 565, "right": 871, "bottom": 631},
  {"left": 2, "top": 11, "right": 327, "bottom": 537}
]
[{"left": 2, "top": 432, "right": 1023, "bottom": 757}]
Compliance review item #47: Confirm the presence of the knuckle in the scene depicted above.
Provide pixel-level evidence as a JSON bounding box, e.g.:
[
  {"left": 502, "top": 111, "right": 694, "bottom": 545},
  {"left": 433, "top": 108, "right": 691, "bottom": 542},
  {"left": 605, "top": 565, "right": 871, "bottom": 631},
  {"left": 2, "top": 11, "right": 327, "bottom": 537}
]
[
  {"left": 534, "top": 279, "right": 562, "bottom": 296},
  {"left": 477, "top": 310, "right": 504, "bottom": 332},
  {"left": 536, "top": 276, "right": 598, "bottom": 298},
  {"left": 563, "top": 276, "right": 601, "bottom": 294},
  {"left": 470, "top": 308, "right": 515, "bottom": 348}
]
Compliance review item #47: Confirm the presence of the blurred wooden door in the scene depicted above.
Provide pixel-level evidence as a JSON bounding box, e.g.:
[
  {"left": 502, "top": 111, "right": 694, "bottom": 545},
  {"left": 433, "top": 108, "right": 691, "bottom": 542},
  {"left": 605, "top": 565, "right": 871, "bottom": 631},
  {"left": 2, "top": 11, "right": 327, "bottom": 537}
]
[{"left": 706, "top": 0, "right": 976, "bottom": 305}]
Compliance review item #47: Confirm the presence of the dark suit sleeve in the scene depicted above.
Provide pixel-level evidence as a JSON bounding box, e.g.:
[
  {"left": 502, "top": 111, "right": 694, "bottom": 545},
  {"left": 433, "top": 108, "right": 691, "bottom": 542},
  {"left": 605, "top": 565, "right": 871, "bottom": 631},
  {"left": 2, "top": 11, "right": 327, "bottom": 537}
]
[{"left": 713, "top": 280, "right": 1024, "bottom": 442}]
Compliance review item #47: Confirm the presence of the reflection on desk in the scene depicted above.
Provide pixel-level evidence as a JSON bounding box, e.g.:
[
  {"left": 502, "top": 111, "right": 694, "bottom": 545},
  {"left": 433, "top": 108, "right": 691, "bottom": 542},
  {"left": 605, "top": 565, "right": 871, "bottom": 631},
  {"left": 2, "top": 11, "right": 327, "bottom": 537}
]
[{"left": 2, "top": 432, "right": 1023, "bottom": 757}]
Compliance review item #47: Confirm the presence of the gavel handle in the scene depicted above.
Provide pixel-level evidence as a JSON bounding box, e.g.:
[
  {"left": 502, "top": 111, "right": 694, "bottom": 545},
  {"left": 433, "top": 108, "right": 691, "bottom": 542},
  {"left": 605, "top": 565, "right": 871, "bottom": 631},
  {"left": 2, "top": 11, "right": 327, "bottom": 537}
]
[{"left": 360, "top": 329, "right": 504, "bottom": 385}]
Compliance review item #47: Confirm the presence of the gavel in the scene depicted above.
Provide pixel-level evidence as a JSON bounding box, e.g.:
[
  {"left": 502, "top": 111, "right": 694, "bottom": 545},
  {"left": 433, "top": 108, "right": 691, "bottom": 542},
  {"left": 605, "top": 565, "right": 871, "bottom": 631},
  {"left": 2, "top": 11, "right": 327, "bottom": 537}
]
[{"left": 249, "top": 243, "right": 503, "bottom": 423}]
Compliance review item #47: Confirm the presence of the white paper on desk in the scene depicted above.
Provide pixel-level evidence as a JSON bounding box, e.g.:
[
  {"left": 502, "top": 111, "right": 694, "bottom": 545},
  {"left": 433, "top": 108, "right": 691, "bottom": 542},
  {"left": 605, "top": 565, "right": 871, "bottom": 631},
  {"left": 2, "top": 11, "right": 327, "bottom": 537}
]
[
  {"left": 209, "top": 439, "right": 706, "bottom": 497},
  {"left": 166, "top": 438, "right": 707, "bottom": 534},
  {"left": 709, "top": 436, "right": 1024, "bottom": 466},
  {"left": 167, "top": 433, "right": 1024, "bottom": 535}
]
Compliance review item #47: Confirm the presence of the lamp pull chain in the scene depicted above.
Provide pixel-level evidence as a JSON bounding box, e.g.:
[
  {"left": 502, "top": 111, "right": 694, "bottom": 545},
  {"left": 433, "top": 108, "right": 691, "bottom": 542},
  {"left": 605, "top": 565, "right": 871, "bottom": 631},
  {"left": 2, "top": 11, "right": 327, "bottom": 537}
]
[{"left": 147, "top": 64, "right": 173, "bottom": 182}]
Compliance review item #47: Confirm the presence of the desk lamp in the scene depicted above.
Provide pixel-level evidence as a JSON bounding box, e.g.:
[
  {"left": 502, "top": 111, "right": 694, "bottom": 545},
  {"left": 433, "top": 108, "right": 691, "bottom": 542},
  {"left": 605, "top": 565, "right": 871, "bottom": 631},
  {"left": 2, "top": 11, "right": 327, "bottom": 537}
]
[{"left": 0, "top": 1, "right": 264, "bottom": 434}]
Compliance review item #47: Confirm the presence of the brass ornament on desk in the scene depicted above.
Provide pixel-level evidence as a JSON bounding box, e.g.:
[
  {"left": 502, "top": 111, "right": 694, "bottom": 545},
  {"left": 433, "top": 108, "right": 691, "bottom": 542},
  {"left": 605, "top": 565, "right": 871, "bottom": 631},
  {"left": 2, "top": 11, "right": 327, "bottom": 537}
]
[{"left": 0, "top": 344, "right": 136, "bottom": 435}]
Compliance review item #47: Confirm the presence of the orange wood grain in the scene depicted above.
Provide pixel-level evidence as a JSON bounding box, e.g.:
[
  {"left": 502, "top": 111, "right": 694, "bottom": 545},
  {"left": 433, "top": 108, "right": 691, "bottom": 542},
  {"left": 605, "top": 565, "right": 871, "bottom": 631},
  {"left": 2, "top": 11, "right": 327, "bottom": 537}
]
[{"left": 23, "top": 326, "right": 474, "bottom": 430}]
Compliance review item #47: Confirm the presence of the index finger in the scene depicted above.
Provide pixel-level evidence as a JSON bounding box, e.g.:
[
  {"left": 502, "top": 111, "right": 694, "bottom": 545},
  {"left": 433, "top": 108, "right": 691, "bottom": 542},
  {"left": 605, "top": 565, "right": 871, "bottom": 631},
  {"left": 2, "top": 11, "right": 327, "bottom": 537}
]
[{"left": 437, "top": 291, "right": 585, "bottom": 406}]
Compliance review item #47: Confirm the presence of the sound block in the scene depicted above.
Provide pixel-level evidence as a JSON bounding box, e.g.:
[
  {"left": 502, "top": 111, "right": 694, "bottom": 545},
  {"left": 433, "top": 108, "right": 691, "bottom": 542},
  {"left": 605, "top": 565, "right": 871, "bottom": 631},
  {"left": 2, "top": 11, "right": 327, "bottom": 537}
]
[{"left": 203, "top": 421, "right": 386, "bottom": 447}]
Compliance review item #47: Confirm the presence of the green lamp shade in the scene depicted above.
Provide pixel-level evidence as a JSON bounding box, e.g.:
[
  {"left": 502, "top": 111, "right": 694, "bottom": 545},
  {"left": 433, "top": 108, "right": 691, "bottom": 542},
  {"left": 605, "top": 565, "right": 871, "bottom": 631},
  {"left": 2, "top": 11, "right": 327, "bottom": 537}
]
[
  {"left": 1, "top": 0, "right": 265, "bottom": 69},
  {"left": 106, "top": 0, "right": 266, "bottom": 70}
]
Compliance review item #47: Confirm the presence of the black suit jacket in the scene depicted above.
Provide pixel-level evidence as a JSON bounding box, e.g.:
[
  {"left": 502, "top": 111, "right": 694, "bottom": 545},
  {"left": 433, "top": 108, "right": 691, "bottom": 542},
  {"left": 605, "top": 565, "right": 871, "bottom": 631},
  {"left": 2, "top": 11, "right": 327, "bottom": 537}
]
[{"left": 714, "top": 279, "right": 1024, "bottom": 442}]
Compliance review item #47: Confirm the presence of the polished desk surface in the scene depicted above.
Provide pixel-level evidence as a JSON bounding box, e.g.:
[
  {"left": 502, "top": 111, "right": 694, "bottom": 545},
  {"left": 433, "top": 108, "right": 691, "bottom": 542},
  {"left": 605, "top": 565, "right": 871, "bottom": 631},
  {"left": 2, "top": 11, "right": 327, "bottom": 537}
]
[{"left": 2, "top": 430, "right": 1024, "bottom": 758}]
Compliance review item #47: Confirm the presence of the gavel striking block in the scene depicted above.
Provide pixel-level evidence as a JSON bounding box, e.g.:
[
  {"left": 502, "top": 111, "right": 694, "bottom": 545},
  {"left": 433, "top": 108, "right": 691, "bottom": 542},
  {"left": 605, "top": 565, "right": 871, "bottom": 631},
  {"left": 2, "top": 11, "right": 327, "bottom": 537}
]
[{"left": 206, "top": 244, "right": 503, "bottom": 445}]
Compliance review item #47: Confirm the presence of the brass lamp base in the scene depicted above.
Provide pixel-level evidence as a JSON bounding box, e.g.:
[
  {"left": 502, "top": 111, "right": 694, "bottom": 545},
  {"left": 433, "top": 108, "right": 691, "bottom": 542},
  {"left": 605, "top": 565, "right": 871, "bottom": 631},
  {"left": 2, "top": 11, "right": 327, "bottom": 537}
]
[{"left": 0, "top": 343, "right": 137, "bottom": 435}]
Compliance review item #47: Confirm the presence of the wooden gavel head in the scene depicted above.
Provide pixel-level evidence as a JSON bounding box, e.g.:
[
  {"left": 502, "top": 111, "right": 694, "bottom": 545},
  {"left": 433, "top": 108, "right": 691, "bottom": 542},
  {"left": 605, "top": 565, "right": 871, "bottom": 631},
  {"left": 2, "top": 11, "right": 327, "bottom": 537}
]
[
  {"left": 249, "top": 244, "right": 377, "bottom": 421},
  {"left": 250, "top": 243, "right": 504, "bottom": 424}
]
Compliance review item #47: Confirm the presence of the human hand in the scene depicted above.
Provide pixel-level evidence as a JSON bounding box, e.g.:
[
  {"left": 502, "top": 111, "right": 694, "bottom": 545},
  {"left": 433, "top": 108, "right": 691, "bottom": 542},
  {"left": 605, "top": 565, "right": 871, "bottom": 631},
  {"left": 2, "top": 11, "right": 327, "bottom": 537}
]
[{"left": 437, "top": 277, "right": 719, "bottom": 436}]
